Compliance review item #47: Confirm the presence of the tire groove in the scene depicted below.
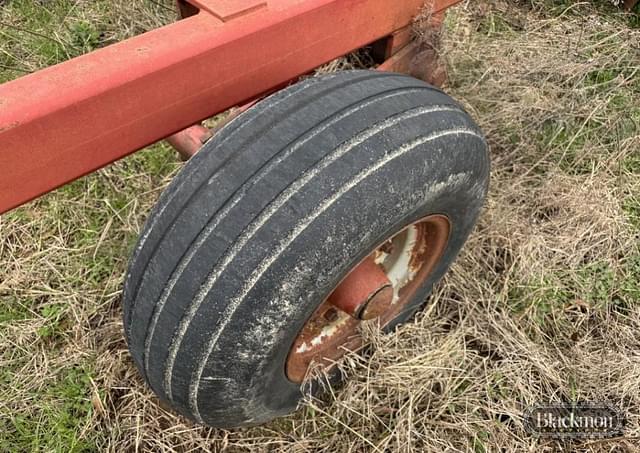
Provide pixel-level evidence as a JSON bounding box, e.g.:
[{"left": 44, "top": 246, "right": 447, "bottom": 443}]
[
  {"left": 160, "top": 105, "right": 466, "bottom": 407},
  {"left": 125, "top": 72, "right": 414, "bottom": 346},
  {"left": 123, "top": 75, "right": 327, "bottom": 337},
  {"left": 190, "top": 127, "right": 484, "bottom": 422},
  {"left": 147, "top": 88, "right": 460, "bottom": 398}
]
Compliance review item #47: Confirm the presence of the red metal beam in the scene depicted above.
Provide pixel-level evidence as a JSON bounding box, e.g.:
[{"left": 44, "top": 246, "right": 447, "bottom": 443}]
[{"left": 0, "top": 0, "right": 459, "bottom": 214}]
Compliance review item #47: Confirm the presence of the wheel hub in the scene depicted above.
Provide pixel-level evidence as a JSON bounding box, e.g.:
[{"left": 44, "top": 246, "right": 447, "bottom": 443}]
[{"left": 285, "top": 214, "right": 451, "bottom": 383}]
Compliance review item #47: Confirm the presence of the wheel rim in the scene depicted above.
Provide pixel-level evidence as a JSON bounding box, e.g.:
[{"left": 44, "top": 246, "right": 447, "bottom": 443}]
[{"left": 285, "top": 215, "right": 451, "bottom": 383}]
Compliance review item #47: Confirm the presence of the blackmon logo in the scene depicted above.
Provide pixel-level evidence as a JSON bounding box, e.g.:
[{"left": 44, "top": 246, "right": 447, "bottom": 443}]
[{"left": 524, "top": 402, "right": 625, "bottom": 439}]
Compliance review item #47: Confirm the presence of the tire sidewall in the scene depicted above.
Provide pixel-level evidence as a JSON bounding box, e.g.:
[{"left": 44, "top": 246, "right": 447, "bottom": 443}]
[{"left": 197, "top": 133, "right": 489, "bottom": 427}]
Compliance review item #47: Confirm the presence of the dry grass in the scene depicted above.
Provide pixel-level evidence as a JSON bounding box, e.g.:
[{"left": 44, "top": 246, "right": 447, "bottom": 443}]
[{"left": 1, "top": 0, "right": 640, "bottom": 451}]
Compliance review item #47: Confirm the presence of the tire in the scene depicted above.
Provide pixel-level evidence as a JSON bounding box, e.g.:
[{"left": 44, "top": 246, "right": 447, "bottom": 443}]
[{"left": 123, "top": 70, "right": 489, "bottom": 428}]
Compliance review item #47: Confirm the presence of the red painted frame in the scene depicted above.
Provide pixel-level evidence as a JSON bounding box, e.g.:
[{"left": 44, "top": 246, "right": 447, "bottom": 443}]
[{"left": 0, "top": 0, "right": 459, "bottom": 214}]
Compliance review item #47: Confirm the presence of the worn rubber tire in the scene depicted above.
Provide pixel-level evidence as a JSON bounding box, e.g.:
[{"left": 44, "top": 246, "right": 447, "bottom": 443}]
[{"left": 123, "top": 70, "right": 489, "bottom": 428}]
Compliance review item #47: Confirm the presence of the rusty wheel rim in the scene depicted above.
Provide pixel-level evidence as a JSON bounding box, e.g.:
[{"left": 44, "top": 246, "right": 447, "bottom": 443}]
[{"left": 285, "top": 214, "right": 451, "bottom": 383}]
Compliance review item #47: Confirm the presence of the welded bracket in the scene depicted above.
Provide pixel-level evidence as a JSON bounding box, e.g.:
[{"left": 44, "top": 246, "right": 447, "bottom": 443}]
[
  {"left": 180, "top": 0, "right": 267, "bottom": 21},
  {"left": 376, "top": 12, "right": 447, "bottom": 87}
]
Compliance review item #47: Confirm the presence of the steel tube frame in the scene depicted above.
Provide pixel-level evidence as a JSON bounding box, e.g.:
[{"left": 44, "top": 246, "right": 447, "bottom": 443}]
[{"left": 0, "top": 0, "right": 459, "bottom": 214}]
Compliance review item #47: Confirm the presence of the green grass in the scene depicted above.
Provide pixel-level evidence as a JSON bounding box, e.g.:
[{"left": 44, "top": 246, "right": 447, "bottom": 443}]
[
  {"left": 0, "top": 0, "right": 174, "bottom": 81},
  {"left": 507, "top": 279, "right": 571, "bottom": 327},
  {"left": 2, "top": 366, "right": 100, "bottom": 452},
  {"left": 1, "top": 0, "right": 89, "bottom": 80},
  {"left": 622, "top": 152, "right": 640, "bottom": 229},
  {"left": 537, "top": 59, "right": 640, "bottom": 175},
  {"left": 0, "top": 140, "right": 178, "bottom": 451},
  {"left": 507, "top": 252, "right": 640, "bottom": 330},
  {"left": 532, "top": 0, "right": 640, "bottom": 25}
]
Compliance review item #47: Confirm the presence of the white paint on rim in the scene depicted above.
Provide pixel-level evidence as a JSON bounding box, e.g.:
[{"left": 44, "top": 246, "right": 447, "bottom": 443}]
[
  {"left": 382, "top": 226, "right": 419, "bottom": 305},
  {"left": 293, "top": 224, "right": 425, "bottom": 368},
  {"left": 294, "top": 311, "right": 352, "bottom": 354}
]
